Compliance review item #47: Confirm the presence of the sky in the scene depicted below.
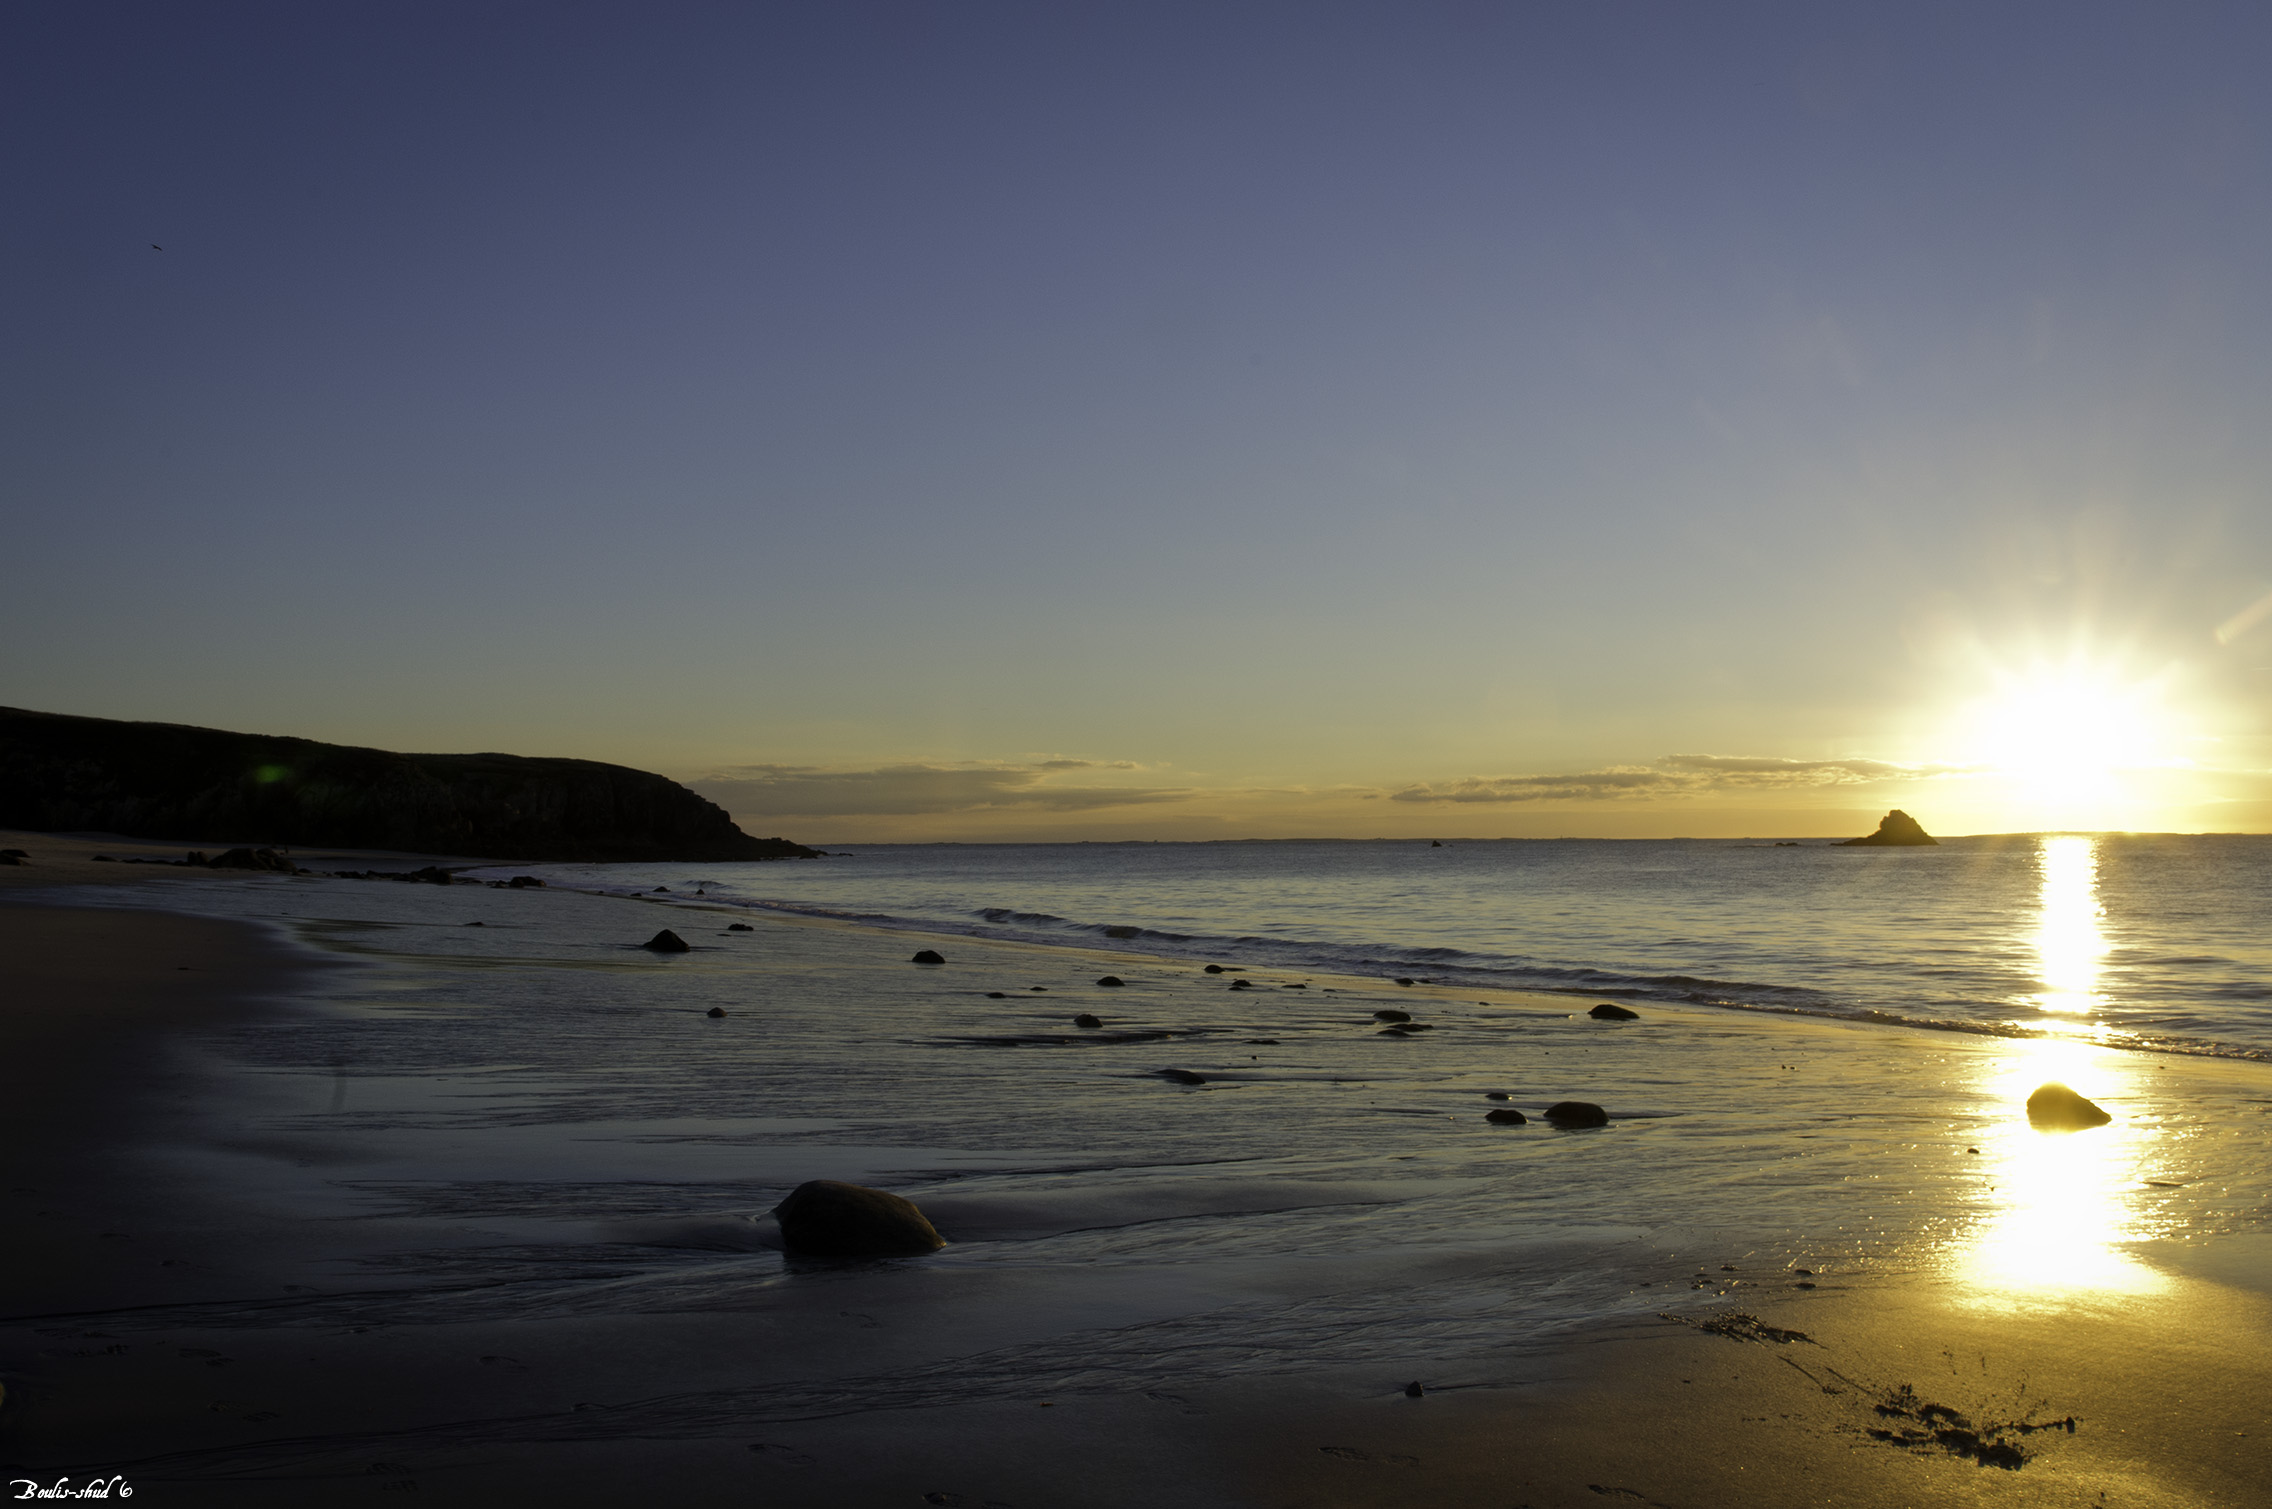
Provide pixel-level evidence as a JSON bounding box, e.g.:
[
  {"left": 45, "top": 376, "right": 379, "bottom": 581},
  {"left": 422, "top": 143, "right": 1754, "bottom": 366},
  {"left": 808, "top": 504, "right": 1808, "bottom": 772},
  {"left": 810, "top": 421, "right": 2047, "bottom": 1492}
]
[{"left": 7, "top": 1, "right": 2272, "bottom": 841}]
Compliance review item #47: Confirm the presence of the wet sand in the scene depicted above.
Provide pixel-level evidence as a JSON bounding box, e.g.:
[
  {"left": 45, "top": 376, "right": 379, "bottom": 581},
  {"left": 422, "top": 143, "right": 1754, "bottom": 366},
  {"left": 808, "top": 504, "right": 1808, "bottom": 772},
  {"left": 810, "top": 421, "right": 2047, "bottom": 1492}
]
[{"left": 2, "top": 831, "right": 2267, "bottom": 1505}]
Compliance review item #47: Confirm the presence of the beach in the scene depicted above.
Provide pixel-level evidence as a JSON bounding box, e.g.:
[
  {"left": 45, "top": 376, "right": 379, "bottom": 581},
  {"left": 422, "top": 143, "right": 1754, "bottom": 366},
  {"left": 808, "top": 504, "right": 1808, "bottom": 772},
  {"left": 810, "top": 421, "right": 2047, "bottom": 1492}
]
[{"left": 3, "top": 831, "right": 2268, "bottom": 1506}]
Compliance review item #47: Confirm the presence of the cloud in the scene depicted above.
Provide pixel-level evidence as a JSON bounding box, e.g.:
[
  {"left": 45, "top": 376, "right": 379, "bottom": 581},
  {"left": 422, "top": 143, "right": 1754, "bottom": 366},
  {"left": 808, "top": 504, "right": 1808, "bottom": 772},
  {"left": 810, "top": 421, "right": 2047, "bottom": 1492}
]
[
  {"left": 693, "top": 763, "right": 1188, "bottom": 817},
  {"left": 1390, "top": 754, "right": 1970, "bottom": 804}
]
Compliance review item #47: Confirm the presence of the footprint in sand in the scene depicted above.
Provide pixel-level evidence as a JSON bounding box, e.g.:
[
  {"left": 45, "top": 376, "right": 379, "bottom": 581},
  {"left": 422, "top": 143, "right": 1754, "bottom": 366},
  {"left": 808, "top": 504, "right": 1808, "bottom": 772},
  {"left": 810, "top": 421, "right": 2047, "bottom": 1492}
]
[{"left": 748, "top": 1443, "right": 816, "bottom": 1467}]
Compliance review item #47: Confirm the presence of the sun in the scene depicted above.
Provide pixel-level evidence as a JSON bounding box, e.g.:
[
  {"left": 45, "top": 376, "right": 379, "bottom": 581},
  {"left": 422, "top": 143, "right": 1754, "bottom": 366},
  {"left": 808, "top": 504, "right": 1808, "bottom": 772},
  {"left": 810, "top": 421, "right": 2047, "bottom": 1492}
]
[{"left": 1947, "top": 658, "right": 2185, "bottom": 827}]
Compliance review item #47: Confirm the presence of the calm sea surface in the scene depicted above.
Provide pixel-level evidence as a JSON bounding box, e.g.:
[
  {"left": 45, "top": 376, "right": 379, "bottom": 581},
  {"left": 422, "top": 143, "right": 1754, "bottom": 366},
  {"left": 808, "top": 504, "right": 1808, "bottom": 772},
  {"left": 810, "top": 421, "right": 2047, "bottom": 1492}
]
[{"left": 524, "top": 835, "right": 2272, "bottom": 1060}]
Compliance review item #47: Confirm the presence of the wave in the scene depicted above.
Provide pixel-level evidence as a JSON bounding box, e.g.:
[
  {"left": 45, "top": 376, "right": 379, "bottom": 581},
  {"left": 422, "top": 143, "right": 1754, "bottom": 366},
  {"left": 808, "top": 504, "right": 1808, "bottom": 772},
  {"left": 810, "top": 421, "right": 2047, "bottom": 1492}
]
[{"left": 566, "top": 883, "right": 2269, "bottom": 1063}]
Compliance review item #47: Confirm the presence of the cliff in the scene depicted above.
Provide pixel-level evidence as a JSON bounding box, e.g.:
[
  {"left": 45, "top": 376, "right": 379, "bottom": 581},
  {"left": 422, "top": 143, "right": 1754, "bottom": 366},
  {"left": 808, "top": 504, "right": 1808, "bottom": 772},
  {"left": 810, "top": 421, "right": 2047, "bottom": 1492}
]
[
  {"left": 0, "top": 707, "right": 818, "bottom": 863},
  {"left": 1837, "top": 809, "right": 1939, "bottom": 847}
]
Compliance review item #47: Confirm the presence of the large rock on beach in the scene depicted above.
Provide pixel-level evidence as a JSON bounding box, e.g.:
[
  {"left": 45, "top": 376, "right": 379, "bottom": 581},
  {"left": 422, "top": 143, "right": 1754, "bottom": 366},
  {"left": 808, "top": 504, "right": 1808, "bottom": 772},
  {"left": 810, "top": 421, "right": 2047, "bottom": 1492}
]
[
  {"left": 911, "top": 949, "right": 946, "bottom": 964},
  {"left": 2026, "top": 1082, "right": 2112, "bottom": 1131},
  {"left": 772, "top": 1180, "right": 945, "bottom": 1258},
  {"left": 1588, "top": 1002, "right": 1639, "bottom": 1021},
  {"left": 206, "top": 846, "right": 298, "bottom": 872},
  {"left": 1543, "top": 1101, "right": 1610, "bottom": 1128},
  {"left": 1096, "top": 975, "right": 1125, "bottom": 987},
  {"left": 642, "top": 929, "right": 691, "bottom": 953},
  {"left": 1838, "top": 809, "right": 1939, "bottom": 847}
]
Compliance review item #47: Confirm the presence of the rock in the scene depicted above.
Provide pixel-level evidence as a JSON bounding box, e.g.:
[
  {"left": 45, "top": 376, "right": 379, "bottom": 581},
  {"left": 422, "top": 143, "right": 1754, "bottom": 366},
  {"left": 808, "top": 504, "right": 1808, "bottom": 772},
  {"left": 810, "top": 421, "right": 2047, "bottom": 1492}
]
[
  {"left": 1230, "top": 979, "right": 1254, "bottom": 989},
  {"left": 507, "top": 875, "right": 545, "bottom": 888},
  {"left": 1102, "top": 925, "right": 1141, "bottom": 939},
  {"left": 1203, "top": 964, "right": 1225, "bottom": 973},
  {"left": 1282, "top": 982, "right": 1307, "bottom": 989},
  {"left": 653, "top": 885, "right": 670, "bottom": 892},
  {"left": 1156, "top": 1068, "right": 1207, "bottom": 1085},
  {"left": 0, "top": 848, "right": 27, "bottom": 858},
  {"left": 1484, "top": 1091, "right": 1510, "bottom": 1101},
  {"left": 1246, "top": 1038, "right": 1279, "bottom": 1045},
  {"left": 207, "top": 847, "right": 298, "bottom": 873},
  {"left": 642, "top": 929, "right": 691, "bottom": 952},
  {"left": 985, "top": 991, "right": 1007, "bottom": 999},
  {"left": 1096, "top": 976, "right": 1125, "bottom": 988},
  {"left": 2026, "top": 1082, "right": 2112, "bottom": 1131},
  {"left": 1377, "top": 1027, "right": 1412, "bottom": 1037},
  {"left": 706, "top": 1006, "right": 727, "bottom": 1018},
  {"left": 1404, "top": 1380, "right": 1426, "bottom": 1396},
  {"left": 1395, "top": 977, "right": 1415, "bottom": 986},
  {"left": 771, "top": 1180, "right": 945, "bottom": 1258},
  {"left": 1588, "top": 1003, "right": 1640, "bottom": 1021},
  {"left": 1073, "top": 1013, "right": 1103, "bottom": 1029},
  {"left": 1374, "top": 1009, "right": 1412, "bottom": 1023},
  {"left": 728, "top": 922, "right": 753, "bottom": 931},
  {"left": 0, "top": 853, "right": 21, "bottom": 865},
  {"left": 1543, "top": 1101, "right": 1609, "bottom": 1127},
  {"left": 1028, "top": 985, "right": 1047, "bottom": 991},
  {"left": 465, "top": 920, "right": 485, "bottom": 927},
  {"left": 911, "top": 950, "right": 946, "bottom": 964},
  {"left": 92, "top": 854, "right": 114, "bottom": 861},
  {"left": 1485, "top": 1108, "right": 1529, "bottom": 1125},
  {"left": 1837, "top": 809, "right": 1939, "bottom": 847}
]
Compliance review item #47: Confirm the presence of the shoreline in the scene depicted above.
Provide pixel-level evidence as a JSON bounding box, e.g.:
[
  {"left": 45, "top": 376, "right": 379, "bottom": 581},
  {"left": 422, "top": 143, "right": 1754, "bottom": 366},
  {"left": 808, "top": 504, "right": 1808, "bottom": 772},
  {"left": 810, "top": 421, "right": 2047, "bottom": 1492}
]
[{"left": 3, "top": 835, "right": 2268, "bottom": 1504}]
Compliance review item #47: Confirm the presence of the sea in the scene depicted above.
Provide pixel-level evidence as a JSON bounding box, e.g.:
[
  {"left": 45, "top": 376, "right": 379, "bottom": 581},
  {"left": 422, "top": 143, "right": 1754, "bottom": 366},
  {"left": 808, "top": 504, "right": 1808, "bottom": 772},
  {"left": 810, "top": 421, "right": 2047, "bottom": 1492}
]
[{"left": 516, "top": 833, "right": 2272, "bottom": 1062}]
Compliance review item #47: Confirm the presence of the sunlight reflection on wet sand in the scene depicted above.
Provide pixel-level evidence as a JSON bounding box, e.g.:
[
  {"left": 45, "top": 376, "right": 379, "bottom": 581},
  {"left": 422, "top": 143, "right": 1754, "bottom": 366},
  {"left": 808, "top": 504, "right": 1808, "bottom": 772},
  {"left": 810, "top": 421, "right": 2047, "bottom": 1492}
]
[{"left": 1960, "top": 836, "right": 2166, "bottom": 1298}]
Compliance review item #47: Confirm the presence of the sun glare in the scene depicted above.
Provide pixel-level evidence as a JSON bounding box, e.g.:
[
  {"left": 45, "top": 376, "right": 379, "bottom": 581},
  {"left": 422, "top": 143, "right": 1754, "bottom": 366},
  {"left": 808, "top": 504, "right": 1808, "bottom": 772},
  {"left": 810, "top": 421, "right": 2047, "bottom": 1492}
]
[{"left": 1947, "top": 659, "right": 2187, "bottom": 830}]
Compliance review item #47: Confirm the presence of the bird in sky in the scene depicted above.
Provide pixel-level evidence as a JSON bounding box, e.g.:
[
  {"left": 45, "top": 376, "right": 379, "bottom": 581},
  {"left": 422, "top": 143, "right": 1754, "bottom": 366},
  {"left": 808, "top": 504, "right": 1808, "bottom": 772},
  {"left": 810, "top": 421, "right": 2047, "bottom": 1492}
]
[{"left": 150, "top": 243, "right": 161, "bottom": 250}]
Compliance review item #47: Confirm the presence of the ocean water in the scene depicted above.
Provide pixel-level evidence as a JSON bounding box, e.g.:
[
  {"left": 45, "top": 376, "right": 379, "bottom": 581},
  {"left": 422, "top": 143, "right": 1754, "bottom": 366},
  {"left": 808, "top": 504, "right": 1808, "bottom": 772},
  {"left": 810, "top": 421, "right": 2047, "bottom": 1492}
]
[{"left": 511, "top": 834, "right": 2272, "bottom": 1061}]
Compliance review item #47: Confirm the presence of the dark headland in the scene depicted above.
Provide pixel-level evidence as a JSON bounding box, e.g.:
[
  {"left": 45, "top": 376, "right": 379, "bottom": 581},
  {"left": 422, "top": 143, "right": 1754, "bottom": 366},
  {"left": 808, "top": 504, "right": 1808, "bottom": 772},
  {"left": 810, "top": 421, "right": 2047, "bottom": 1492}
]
[
  {"left": 0, "top": 705, "right": 816, "bottom": 862},
  {"left": 1837, "top": 808, "right": 1938, "bottom": 846}
]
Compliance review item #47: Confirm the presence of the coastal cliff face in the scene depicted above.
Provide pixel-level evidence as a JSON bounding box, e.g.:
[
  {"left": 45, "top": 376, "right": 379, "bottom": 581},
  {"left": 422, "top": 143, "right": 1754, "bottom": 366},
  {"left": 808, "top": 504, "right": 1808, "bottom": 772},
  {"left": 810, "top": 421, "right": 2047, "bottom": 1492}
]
[
  {"left": 1838, "top": 809, "right": 1939, "bottom": 847},
  {"left": 0, "top": 706, "right": 818, "bottom": 862}
]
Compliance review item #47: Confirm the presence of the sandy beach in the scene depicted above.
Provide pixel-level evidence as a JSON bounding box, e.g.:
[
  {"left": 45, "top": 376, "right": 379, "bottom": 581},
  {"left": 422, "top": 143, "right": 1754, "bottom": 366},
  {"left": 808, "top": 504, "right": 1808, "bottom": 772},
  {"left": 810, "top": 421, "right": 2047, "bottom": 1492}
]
[{"left": 3, "top": 830, "right": 2268, "bottom": 1506}]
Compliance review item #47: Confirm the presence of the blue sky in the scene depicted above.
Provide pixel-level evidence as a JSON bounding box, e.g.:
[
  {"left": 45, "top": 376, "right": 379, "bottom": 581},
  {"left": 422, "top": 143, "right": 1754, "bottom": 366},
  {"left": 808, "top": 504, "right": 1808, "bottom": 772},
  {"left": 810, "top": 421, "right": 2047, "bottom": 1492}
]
[{"left": 8, "top": 2, "right": 2271, "bottom": 837}]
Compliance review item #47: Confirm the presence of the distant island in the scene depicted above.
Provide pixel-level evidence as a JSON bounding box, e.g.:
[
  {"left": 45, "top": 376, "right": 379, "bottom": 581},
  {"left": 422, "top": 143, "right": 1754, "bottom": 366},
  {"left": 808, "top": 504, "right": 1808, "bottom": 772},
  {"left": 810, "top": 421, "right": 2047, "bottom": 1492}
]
[
  {"left": 0, "top": 706, "right": 817, "bottom": 863},
  {"left": 1838, "top": 809, "right": 1938, "bottom": 847}
]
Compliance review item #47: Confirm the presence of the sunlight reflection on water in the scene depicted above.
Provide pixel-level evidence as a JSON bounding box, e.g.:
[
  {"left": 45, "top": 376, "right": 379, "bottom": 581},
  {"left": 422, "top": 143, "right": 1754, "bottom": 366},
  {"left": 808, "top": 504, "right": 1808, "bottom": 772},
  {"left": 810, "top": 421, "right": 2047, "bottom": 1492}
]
[{"left": 1962, "top": 836, "right": 2165, "bottom": 1297}]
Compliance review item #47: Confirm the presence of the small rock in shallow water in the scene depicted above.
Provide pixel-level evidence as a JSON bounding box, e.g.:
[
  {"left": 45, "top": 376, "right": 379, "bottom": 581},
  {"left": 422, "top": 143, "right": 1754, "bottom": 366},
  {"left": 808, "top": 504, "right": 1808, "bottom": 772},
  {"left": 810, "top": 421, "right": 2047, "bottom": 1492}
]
[
  {"left": 911, "top": 950, "right": 946, "bottom": 965},
  {"left": 985, "top": 991, "right": 1006, "bottom": 999},
  {"left": 728, "top": 922, "right": 753, "bottom": 931},
  {"left": 653, "top": 886, "right": 670, "bottom": 893},
  {"left": 1404, "top": 1381, "right": 1425, "bottom": 1398},
  {"left": 1588, "top": 1002, "right": 1639, "bottom": 1021},
  {"left": 643, "top": 929, "right": 691, "bottom": 953},
  {"left": 772, "top": 1180, "right": 945, "bottom": 1258},
  {"left": 1485, "top": 1108, "right": 1528, "bottom": 1125},
  {"left": 1096, "top": 976, "right": 1125, "bottom": 987},
  {"left": 1229, "top": 979, "right": 1254, "bottom": 990},
  {"left": 1484, "top": 1091, "right": 1510, "bottom": 1101},
  {"left": 706, "top": 1007, "right": 727, "bottom": 1018},
  {"left": 1543, "top": 1100, "right": 1609, "bottom": 1127},
  {"left": 1074, "top": 1013, "right": 1103, "bottom": 1029},
  {"left": 1203, "top": 964, "right": 1226, "bottom": 973},
  {"left": 1394, "top": 977, "right": 1415, "bottom": 986},
  {"left": 1373, "top": 1009, "right": 1412, "bottom": 1022},
  {"left": 1156, "top": 1068, "right": 1207, "bottom": 1085},
  {"left": 2026, "top": 1082, "right": 2112, "bottom": 1131}
]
